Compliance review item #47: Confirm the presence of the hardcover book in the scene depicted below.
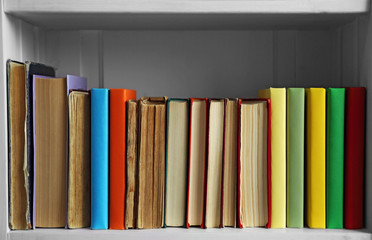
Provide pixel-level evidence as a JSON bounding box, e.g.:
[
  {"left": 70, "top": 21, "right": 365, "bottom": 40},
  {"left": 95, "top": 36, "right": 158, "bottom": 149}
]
[
  {"left": 137, "top": 97, "right": 167, "bottom": 229},
  {"left": 91, "top": 88, "right": 109, "bottom": 229},
  {"left": 258, "top": 88, "right": 286, "bottom": 228},
  {"left": 238, "top": 99, "right": 271, "bottom": 228},
  {"left": 165, "top": 99, "right": 189, "bottom": 227},
  {"left": 110, "top": 89, "right": 136, "bottom": 229},
  {"left": 344, "top": 87, "right": 366, "bottom": 229},
  {"left": 204, "top": 99, "right": 224, "bottom": 228},
  {"left": 326, "top": 88, "right": 345, "bottom": 229},
  {"left": 305, "top": 88, "right": 326, "bottom": 229},
  {"left": 186, "top": 98, "right": 208, "bottom": 228},
  {"left": 125, "top": 100, "right": 139, "bottom": 229},
  {"left": 68, "top": 91, "right": 91, "bottom": 228},
  {"left": 286, "top": 88, "right": 305, "bottom": 228},
  {"left": 221, "top": 98, "right": 238, "bottom": 227},
  {"left": 7, "top": 60, "right": 29, "bottom": 229}
]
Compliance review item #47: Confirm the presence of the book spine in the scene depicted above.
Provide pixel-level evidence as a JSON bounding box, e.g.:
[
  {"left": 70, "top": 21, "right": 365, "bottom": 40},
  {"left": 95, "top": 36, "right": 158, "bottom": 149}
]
[
  {"left": 258, "top": 88, "right": 286, "bottom": 228},
  {"left": 91, "top": 88, "right": 109, "bottom": 229},
  {"left": 109, "top": 89, "right": 126, "bottom": 229},
  {"left": 326, "top": 88, "right": 345, "bottom": 229},
  {"left": 344, "top": 87, "right": 366, "bottom": 229},
  {"left": 306, "top": 88, "right": 326, "bottom": 229},
  {"left": 286, "top": 88, "right": 305, "bottom": 228}
]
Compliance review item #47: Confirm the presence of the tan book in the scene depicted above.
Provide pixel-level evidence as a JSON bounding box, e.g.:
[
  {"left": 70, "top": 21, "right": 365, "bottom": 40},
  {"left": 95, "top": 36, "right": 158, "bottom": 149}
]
[
  {"left": 67, "top": 91, "right": 90, "bottom": 228},
  {"left": 222, "top": 98, "right": 238, "bottom": 227},
  {"left": 7, "top": 60, "right": 30, "bottom": 230},
  {"left": 125, "top": 100, "right": 138, "bottom": 229},
  {"left": 239, "top": 100, "right": 268, "bottom": 227},
  {"left": 187, "top": 98, "right": 207, "bottom": 227},
  {"left": 137, "top": 97, "right": 167, "bottom": 229},
  {"left": 34, "top": 77, "right": 67, "bottom": 227},
  {"left": 205, "top": 99, "right": 224, "bottom": 228}
]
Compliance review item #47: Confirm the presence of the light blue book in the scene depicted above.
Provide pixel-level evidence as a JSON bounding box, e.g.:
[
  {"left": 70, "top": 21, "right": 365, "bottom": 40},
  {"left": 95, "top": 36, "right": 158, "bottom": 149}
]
[{"left": 91, "top": 88, "right": 109, "bottom": 229}]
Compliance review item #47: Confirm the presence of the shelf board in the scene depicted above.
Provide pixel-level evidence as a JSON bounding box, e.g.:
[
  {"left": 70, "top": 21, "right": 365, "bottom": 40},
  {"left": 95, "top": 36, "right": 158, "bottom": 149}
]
[
  {"left": 7, "top": 228, "right": 372, "bottom": 240},
  {"left": 4, "top": 0, "right": 371, "bottom": 29}
]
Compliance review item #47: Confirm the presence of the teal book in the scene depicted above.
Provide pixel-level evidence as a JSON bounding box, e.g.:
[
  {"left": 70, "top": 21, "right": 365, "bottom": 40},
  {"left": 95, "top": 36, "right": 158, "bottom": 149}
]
[
  {"left": 286, "top": 88, "right": 305, "bottom": 228},
  {"left": 326, "top": 88, "right": 345, "bottom": 229}
]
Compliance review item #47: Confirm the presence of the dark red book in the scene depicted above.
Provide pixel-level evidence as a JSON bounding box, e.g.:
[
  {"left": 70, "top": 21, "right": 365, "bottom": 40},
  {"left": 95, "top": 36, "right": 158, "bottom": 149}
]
[
  {"left": 237, "top": 98, "right": 271, "bottom": 228},
  {"left": 344, "top": 87, "right": 366, "bottom": 229}
]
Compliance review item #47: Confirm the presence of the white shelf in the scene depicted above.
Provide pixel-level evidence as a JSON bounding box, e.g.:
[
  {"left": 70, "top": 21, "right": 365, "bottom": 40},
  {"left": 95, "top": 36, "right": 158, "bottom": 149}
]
[
  {"left": 4, "top": 0, "right": 371, "bottom": 29},
  {"left": 7, "top": 228, "right": 372, "bottom": 240}
]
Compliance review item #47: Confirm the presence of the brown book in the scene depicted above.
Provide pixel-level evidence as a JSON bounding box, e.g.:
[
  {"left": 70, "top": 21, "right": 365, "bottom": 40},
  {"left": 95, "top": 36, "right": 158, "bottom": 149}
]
[
  {"left": 7, "top": 60, "right": 30, "bottom": 230},
  {"left": 222, "top": 98, "right": 238, "bottom": 227},
  {"left": 137, "top": 97, "right": 167, "bottom": 229},
  {"left": 34, "top": 77, "right": 67, "bottom": 227},
  {"left": 67, "top": 91, "right": 90, "bottom": 228},
  {"left": 125, "top": 100, "right": 138, "bottom": 229}
]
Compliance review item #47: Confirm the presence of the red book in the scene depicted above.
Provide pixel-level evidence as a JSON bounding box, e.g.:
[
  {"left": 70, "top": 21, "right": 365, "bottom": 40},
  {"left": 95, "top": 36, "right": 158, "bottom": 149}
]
[
  {"left": 237, "top": 99, "right": 271, "bottom": 228},
  {"left": 344, "top": 87, "right": 366, "bottom": 229},
  {"left": 186, "top": 98, "right": 208, "bottom": 228},
  {"left": 109, "top": 89, "right": 136, "bottom": 229}
]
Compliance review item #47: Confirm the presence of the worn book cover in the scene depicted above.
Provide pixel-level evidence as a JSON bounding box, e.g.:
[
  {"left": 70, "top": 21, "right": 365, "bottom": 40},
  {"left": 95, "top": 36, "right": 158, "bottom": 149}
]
[
  {"left": 68, "top": 91, "right": 91, "bottom": 228},
  {"left": 137, "top": 97, "right": 167, "bottom": 229},
  {"left": 7, "top": 60, "right": 30, "bottom": 230}
]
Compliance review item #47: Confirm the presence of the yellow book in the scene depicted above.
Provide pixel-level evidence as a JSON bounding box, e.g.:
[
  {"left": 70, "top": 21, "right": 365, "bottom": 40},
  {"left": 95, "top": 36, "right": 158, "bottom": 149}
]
[
  {"left": 258, "top": 88, "right": 286, "bottom": 228},
  {"left": 306, "top": 88, "right": 326, "bottom": 228}
]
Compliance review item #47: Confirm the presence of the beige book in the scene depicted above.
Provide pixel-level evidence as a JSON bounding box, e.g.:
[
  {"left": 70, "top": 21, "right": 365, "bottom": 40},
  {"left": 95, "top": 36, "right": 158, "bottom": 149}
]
[
  {"left": 165, "top": 100, "right": 189, "bottom": 226},
  {"left": 222, "top": 98, "right": 238, "bottom": 227},
  {"left": 188, "top": 99, "right": 207, "bottom": 227},
  {"left": 7, "top": 61, "right": 30, "bottom": 229},
  {"left": 137, "top": 97, "right": 167, "bottom": 229},
  {"left": 125, "top": 100, "right": 138, "bottom": 229},
  {"left": 205, "top": 99, "right": 224, "bottom": 228},
  {"left": 35, "top": 77, "right": 67, "bottom": 227},
  {"left": 67, "top": 91, "right": 90, "bottom": 228},
  {"left": 240, "top": 100, "right": 268, "bottom": 227}
]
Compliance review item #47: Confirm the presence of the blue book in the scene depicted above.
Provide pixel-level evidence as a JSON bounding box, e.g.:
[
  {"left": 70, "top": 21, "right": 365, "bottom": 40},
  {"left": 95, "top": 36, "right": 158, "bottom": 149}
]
[{"left": 91, "top": 88, "right": 109, "bottom": 229}]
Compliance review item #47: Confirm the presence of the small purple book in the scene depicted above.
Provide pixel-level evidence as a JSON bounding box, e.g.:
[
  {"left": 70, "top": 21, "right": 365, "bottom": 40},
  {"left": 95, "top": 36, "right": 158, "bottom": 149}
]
[{"left": 32, "top": 75, "right": 87, "bottom": 228}]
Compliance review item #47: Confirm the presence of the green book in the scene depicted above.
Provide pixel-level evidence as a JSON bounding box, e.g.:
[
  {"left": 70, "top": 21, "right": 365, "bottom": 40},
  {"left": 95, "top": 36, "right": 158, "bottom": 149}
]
[
  {"left": 326, "top": 88, "right": 345, "bottom": 229},
  {"left": 286, "top": 88, "right": 305, "bottom": 228}
]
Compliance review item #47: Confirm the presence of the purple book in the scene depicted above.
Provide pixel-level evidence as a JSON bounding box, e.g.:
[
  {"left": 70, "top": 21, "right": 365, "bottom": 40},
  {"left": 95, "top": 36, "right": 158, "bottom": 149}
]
[{"left": 33, "top": 75, "right": 87, "bottom": 228}]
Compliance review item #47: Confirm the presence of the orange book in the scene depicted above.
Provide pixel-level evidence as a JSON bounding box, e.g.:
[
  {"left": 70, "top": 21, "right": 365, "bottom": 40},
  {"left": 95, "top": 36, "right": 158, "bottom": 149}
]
[{"left": 110, "top": 89, "right": 136, "bottom": 229}]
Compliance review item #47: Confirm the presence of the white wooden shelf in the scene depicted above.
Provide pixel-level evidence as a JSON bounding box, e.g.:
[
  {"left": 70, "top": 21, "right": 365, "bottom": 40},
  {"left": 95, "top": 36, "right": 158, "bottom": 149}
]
[
  {"left": 7, "top": 228, "right": 372, "bottom": 240},
  {"left": 4, "top": 0, "right": 371, "bottom": 29}
]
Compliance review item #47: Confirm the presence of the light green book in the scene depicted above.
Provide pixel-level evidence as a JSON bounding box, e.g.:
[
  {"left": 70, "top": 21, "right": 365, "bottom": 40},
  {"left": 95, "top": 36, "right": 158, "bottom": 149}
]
[{"left": 286, "top": 88, "right": 305, "bottom": 228}]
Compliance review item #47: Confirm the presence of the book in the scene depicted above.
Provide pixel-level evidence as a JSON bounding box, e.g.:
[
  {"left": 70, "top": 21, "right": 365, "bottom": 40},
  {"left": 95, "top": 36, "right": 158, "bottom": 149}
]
[
  {"left": 137, "top": 97, "right": 167, "bottom": 229},
  {"left": 238, "top": 99, "right": 270, "bottom": 228},
  {"left": 221, "top": 98, "right": 238, "bottom": 227},
  {"left": 305, "top": 88, "right": 326, "bottom": 229},
  {"left": 286, "top": 88, "right": 305, "bottom": 228},
  {"left": 109, "top": 89, "right": 137, "bottom": 230},
  {"left": 164, "top": 99, "right": 189, "bottom": 227},
  {"left": 258, "top": 88, "right": 286, "bottom": 228},
  {"left": 204, "top": 99, "right": 224, "bottom": 228},
  {"left": 344, "top": 87, "right": 366, "bottom": 229},
  {"left": 326, "top": 88, "right": 345, "bottom": 229},
  {"left": 7, "top": 60, "right": 29, "bottom": 230},
  {"left": 68, "top": 91, "right": 91, "bottom": 228},
  {"left": 126, "top": 100, "right": 138, "bottom": 229},
  {"left": 91, "top": 88, "right": 109, "bottom": 229},
  {"left": 33, "top": 75, "right": 86, "bottom": 227},
  {"left": 186, "top": 98, "right": 208, "bottom": 228},
  {"left": 25, "top": 62, "right": 55, "bottom": 228}
]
